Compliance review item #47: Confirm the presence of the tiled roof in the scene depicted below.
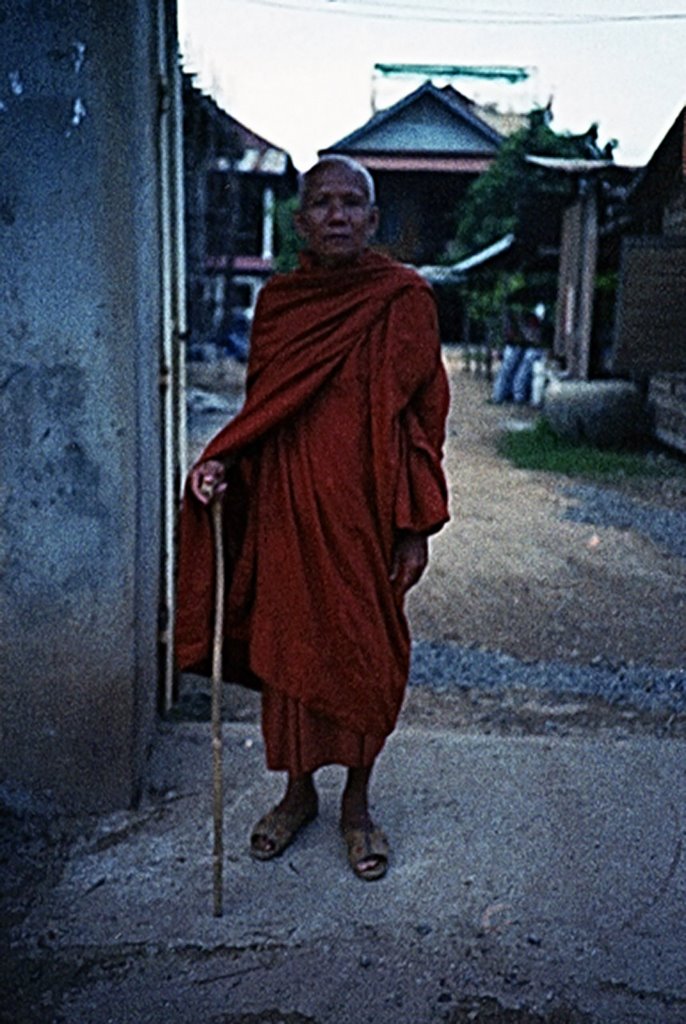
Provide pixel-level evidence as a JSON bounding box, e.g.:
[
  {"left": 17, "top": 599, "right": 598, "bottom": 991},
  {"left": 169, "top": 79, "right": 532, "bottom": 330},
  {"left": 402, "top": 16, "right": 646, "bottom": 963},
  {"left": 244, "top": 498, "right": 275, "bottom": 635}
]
[
  {"left": 184, "top": 74, "right": 293, "bottom": 176},
  {"left": 322, "top": 81, "right": 503, "bottom": 157},
  {"left": 224, "top": 114, "right": 292, "bottom": 175}
]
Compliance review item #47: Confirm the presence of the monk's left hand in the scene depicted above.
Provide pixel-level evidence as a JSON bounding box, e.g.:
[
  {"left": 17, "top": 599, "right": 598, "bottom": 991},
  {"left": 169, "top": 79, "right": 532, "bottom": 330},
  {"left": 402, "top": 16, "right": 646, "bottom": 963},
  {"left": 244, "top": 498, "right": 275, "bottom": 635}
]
[{"left": 390, "top": 532, "right": 428, "bottom": 598}]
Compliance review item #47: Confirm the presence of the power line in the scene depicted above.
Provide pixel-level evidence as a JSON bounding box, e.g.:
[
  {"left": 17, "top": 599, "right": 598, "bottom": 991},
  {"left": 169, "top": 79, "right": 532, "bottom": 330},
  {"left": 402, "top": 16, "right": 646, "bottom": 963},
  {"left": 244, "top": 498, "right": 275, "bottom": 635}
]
[
  {"left": 334, "top": 0, "right": 686, "bottom": 21},
  {"left": 235, "top": 0, "right": 686, "bottom": 25}
]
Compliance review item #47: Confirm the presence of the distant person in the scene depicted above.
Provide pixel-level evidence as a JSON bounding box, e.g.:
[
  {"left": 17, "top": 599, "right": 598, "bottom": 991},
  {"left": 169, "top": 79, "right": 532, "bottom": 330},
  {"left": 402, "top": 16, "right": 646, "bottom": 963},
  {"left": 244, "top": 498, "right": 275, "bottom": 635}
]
[
  {"left": 512, "top": 311, "right": 545, "bottom": 404},
  {"left": 492, "top": 308, "right": 545, "bottom": 404},
  {"left": 492, "top": 311, "right": 525, "bottom": 403},
  {"left": 176, "top": 156, "right": 450, "bottom": 881}
]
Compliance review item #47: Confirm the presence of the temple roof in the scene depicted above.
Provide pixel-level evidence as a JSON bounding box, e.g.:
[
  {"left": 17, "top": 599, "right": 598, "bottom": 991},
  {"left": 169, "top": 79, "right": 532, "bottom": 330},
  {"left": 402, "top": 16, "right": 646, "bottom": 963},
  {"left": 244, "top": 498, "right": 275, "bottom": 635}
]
[{"left": 322, "top": 81, "right": 503, "bottom": 158}]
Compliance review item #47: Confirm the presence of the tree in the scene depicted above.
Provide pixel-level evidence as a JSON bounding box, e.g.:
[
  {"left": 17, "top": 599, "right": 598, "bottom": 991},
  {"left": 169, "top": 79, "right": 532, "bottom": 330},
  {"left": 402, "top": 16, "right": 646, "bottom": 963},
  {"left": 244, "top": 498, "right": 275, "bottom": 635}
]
[
  {"left": 447, "top": 106, "right": 617, "bottom": 345},
  {"left": 274, "top": 196, "right": 302, "bottom": 272},
  {"left": 449, "top": 107, "right": 616, "bottom": 260}
]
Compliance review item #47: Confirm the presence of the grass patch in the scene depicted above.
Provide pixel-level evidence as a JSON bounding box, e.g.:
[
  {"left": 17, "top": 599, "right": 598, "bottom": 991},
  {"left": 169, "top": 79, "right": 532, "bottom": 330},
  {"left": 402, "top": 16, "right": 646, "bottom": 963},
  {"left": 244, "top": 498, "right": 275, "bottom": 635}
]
[{"left": 498, "top": 417, "right": 686, "bottom": 480}]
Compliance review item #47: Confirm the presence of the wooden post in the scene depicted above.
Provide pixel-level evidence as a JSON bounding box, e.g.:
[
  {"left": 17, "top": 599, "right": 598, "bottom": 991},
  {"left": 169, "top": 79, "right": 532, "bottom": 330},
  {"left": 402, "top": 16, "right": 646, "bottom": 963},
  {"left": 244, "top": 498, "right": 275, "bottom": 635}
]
[{"left": 210, "top": 498, "right": 225, "bottom": 917}]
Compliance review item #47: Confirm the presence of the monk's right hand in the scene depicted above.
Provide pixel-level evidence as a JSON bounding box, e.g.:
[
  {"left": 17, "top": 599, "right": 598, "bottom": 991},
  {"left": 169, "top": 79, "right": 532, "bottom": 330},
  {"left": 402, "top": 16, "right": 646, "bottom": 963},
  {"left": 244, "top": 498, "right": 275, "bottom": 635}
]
[{"left": 190, "top": 459, "right": 228, "bottom": 505}]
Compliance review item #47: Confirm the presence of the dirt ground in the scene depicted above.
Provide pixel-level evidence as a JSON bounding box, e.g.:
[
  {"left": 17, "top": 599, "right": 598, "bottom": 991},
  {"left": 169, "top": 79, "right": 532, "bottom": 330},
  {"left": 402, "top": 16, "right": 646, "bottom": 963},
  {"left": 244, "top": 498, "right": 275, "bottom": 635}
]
[
  {"left": 184, "top": 350, "right": 686, "bottom": 740},
  {"left": 401, "top": 351, "right": 686, "bottom": 738},
  {"left": 414, "top": 350, "right": 686, "bottom": 667}
]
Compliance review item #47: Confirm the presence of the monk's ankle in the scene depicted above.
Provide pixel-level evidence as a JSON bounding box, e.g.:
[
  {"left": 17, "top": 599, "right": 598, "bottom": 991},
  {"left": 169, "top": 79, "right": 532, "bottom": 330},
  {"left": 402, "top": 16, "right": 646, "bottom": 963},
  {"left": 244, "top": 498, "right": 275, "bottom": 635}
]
[
  {"left": 283, "top": 774, "right": 317, "bottom": 811},
  {"left": 341, "top": 793, "right": 371, "bottom": 831}
]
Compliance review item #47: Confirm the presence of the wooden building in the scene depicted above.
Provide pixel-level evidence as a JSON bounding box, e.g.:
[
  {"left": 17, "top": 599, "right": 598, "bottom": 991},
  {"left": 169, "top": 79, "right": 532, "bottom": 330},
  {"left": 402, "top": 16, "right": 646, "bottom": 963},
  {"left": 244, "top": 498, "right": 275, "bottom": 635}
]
[
  {"left": 612, "top": 107, "right": 686, "bottom": 452},
  {"left": 321, "top": 82, "right": 505, "bottom": 266},
  {"left": 522, "top": 157, "right": 634, "bottom": 381},
  {"left": 183, "top": 76, "right": 297, "bottom": 346},
  {"left": 612, "top": 107, "right": 686, "bottom": 377}
]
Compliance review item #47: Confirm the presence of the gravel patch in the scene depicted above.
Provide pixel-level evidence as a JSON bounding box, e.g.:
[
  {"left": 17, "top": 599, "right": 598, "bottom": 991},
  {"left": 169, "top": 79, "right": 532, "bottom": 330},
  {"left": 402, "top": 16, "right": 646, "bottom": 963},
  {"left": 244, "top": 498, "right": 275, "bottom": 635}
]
[
  {"left": 410, "top": 640, "right": 686, "bottom": 716},
  {"left": 562, "top": 483, "right": 686, "bottom": 559},
  {"left": 410, "top": 472, "right": 686, "bottom": 717}
]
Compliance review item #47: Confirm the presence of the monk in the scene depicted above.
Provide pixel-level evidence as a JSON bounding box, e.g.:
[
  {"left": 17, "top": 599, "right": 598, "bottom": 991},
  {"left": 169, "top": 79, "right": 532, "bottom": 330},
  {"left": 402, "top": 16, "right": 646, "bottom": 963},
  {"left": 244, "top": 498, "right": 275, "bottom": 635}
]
[{"left": 176, "top": 155, "right": 449, "bottom": 881}]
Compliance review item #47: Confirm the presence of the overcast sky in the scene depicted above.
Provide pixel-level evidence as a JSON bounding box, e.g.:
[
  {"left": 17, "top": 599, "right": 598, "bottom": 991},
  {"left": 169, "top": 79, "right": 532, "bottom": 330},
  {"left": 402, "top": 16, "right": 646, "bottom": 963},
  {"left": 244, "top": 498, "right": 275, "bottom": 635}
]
[{"left": 178, "top": 0, "right": 686, "bottom": 171}]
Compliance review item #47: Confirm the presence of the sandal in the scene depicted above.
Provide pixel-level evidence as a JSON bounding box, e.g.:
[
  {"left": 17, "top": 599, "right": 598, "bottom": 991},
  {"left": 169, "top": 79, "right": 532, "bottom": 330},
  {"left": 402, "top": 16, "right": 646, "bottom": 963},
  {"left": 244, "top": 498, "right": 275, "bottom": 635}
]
[
  {"left": 342, "top": 824, "right": 389, "bottom": 881},
  {"left": 250, "top": 800, "right": 318, "bottom": 861}
]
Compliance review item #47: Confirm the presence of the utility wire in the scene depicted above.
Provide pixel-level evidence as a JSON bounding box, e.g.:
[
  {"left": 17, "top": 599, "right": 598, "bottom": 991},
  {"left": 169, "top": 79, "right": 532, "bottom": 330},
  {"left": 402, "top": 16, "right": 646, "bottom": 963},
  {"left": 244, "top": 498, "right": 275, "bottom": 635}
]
[
  {"left": 331, "top": 0, "right": 685, "bottom": 20},
  {"left": 234, "top": 0, "right": 686, "bottom": 25}
]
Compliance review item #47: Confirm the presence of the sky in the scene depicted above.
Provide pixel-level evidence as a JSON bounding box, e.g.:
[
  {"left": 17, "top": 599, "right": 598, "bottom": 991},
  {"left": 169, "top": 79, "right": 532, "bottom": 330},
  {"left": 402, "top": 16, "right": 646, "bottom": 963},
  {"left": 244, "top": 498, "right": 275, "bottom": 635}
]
[{"left": 177, "top": 0, "right": 686, "bottom": 171}]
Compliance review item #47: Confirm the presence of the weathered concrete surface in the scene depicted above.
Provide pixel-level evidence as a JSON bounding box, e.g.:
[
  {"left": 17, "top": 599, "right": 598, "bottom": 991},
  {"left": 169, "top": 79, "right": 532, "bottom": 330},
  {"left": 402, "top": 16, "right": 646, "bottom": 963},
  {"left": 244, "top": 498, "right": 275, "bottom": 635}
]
[
  {"left": 0, "top": 1, "right": 166, "bottom": 811},
  {"left": 6, "top": 719, "right": 685, "bottom": 1023},
  {"left": 544, "top": 380, "right": 648, "bottom": 448}
]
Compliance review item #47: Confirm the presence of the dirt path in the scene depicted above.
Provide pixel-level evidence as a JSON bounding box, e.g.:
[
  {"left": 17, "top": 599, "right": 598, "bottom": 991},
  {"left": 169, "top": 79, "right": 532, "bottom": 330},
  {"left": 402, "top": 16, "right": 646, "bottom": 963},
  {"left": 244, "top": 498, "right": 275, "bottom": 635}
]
[
  {"left": 184, "top": 351, "right": 686, "bottom": 736},
  {"left": 409, "top": 351, "right": 686, "bottom": 670}
]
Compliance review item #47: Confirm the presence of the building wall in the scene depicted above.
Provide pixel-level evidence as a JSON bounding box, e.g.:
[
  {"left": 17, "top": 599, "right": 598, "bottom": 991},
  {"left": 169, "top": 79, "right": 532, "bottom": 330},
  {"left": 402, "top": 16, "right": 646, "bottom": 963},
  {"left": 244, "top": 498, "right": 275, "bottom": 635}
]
[
  {"left": 0, "top": 0, "right": 173, "bottom": 812},
  {"left": 612, "top": 237, "right": 686, "bottom": 377},
  {"left": 365, "top": 169, "right": 478, "bottom": 265},
  {"left": 663, "top": 181, "right": 686, "bottom": 235}
]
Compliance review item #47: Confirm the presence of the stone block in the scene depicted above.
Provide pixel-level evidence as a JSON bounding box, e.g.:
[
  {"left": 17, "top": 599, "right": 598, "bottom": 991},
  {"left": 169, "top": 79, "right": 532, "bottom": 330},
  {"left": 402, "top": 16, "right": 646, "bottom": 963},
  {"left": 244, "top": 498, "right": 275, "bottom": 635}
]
[{"left": 544, "top": 379, "right": 648, "bottom": 448}]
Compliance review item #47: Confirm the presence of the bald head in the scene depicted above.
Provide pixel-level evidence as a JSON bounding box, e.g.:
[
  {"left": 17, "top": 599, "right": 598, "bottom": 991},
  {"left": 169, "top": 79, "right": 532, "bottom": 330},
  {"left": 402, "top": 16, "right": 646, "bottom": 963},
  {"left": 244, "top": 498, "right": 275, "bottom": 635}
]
[
  {"left": 299, "top": 155, "right": 376, "bottom": 207},
  {"left": 293, "top": 156, "right": 379, "bottom": 268}
]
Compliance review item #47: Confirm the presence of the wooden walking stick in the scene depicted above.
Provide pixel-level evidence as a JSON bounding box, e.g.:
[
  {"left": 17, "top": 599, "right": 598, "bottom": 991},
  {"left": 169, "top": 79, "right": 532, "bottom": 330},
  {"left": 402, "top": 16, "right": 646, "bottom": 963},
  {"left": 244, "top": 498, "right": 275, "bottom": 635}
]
[{"left": 210, "top": 495, "right": 226, "bottom": 917}]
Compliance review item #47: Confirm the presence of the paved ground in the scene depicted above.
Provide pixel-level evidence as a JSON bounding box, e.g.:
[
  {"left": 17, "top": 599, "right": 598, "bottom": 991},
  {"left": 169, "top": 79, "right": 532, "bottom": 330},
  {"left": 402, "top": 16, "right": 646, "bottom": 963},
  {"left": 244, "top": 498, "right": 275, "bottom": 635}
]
[
  {"left": 3, "top": 354, "right": 686, "bottom": 1023},
  {"left": 4, "top": 722, "right": 685, "bottom": 1023}
]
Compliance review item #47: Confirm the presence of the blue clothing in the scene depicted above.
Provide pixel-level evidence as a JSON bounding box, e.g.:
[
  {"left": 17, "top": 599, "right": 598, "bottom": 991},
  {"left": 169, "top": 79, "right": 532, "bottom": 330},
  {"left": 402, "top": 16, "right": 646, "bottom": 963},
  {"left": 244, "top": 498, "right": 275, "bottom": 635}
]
[{"left": 492, "top": 345, "right": 524, "bottom": 403}]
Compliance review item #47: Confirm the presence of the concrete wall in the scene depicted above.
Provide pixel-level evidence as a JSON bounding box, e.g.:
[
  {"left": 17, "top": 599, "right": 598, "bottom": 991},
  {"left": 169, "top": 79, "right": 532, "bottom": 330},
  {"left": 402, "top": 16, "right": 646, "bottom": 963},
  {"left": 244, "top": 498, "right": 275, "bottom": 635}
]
[{"left": 0, "top": 0, "right": 171, "bottom": 811}]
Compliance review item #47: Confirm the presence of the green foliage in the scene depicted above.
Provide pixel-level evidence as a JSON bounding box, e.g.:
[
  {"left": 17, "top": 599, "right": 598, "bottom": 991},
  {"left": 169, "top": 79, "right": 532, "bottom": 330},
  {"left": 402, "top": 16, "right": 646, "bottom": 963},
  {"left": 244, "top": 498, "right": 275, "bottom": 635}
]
[
  {"left": 462, "top": 271, "right": 523, "bottom": 344},
  {"left": 273, "top": 196, "right": 302, "bottom": 272},
  {"left": 498, "top": 418, "right": 685, "bottom": 480},
  {"left": 450, "top": 111, "right": 613, "bottom": 260},
  {"left": 448, "top": 108, "right": 616, "bottom": 343}
]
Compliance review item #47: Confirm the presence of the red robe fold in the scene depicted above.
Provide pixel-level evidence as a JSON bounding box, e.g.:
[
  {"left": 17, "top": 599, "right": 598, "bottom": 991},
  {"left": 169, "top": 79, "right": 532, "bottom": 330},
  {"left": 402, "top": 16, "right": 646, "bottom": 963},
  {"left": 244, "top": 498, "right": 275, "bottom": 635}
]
[{"left": 176, "top": 251, "right": 449, "bottom": 762}]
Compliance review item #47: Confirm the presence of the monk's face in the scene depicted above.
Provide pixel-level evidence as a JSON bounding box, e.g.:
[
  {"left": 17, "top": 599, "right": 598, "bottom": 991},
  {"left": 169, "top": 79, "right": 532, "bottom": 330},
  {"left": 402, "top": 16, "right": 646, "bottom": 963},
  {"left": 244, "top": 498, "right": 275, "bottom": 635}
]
[{"left": 295, "top": 164, "right": 379, "bottom": 267}]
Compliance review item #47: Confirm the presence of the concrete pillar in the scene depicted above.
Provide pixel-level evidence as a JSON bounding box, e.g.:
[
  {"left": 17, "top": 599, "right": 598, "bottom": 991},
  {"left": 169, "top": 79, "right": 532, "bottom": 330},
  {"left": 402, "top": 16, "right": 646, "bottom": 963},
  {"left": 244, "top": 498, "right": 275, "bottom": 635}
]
[{"left": 0, "top": 0, "right": 171, "bottom": 811}]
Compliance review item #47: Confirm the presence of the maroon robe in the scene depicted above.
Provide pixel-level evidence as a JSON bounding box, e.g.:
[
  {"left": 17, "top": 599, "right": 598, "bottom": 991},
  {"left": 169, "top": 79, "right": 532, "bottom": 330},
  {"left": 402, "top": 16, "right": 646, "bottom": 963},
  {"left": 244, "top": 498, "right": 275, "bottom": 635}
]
[{"left": 176, "top": 251, "right": 449, "bottom": 771}]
